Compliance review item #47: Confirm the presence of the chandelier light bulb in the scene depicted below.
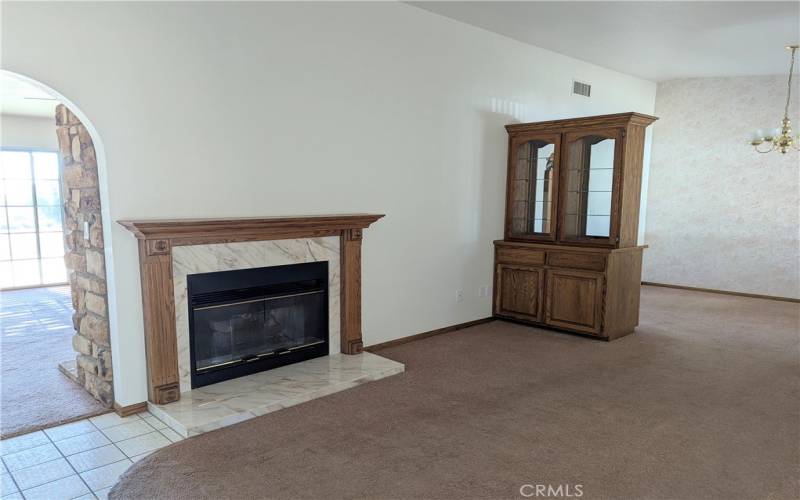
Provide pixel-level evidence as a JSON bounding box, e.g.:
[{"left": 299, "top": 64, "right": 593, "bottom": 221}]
[{"left": 751, "top": 44, "right": 799, "bottom": 154}]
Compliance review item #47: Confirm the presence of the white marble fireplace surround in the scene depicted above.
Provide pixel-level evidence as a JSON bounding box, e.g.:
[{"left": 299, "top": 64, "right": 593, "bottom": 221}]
[{"left": 172, "top": 237, "right": 341, "bottom": 393}]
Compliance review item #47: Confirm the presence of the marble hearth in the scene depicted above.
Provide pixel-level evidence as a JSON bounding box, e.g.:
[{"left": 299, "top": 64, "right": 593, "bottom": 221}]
[{"left": 149, "top": 352, "right": 404, "bottom": 437}]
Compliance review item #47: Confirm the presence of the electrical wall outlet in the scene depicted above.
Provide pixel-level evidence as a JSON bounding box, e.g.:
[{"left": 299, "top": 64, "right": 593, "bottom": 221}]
[{"left": 456, "top": 288, "right": 464, "bottom": 303}]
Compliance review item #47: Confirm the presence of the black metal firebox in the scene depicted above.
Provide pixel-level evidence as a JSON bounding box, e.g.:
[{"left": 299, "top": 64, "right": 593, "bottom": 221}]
[{"left": 187, "top": 261, "right": 328, "bottom": 389}]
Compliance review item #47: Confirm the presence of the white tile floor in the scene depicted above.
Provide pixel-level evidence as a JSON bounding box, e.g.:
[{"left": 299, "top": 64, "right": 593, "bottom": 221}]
[{"left": 0, "top": 411, "right": 182, "bottom": 500}]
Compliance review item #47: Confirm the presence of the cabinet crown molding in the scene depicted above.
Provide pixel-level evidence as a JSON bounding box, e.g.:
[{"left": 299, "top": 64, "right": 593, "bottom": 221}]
[{"left": 505, "top": 112, "right": 657, "bottom": 135}]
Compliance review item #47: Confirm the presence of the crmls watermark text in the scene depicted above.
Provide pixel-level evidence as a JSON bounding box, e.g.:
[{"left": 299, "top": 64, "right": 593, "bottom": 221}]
[{"left": 519, "top": 484, "right": 584, "bottom": 498}]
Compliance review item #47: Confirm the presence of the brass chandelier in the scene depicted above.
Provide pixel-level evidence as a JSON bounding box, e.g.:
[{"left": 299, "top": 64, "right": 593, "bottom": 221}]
[{"left": 749, "top": 45, "right": 800, "bottom": 154}]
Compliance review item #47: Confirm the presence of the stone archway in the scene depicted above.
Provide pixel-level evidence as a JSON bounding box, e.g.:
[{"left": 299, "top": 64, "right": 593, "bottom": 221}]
[{"left": 54, "top": 104, "right": 113, "bottom": 406}]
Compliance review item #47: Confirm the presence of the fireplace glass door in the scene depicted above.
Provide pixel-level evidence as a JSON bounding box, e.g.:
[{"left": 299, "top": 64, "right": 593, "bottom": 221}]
[
  {"left": 188, "top": 261, "right": 329, "bottom": 388},
  {"left": 193, "top": 287, "right": 325, "bottom": 373}
]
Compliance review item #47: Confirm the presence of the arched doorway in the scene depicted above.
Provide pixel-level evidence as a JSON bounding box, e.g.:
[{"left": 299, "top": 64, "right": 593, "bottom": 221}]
[{"left": 1, "top": 71, "right": 114, "bottom": 437}]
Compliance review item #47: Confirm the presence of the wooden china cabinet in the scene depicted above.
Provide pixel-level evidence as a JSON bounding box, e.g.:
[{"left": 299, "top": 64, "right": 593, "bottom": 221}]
[{"left": 493, "top": 112, "right": 657, "bottom": 340}]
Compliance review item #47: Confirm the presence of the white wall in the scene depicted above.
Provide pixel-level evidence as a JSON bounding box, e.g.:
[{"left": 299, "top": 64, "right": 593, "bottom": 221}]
[
  {"left": 1, "top": 114, "right": 57, "bottom": 151},
  {"left": 645, "top": 76, "right": 799, "bottom": 298},
  {"left": 1, "top": 2, "right": 656, "bottom": 405}
]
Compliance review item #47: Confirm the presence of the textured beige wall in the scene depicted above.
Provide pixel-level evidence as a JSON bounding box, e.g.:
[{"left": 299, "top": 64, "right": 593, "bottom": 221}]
[{"left": 645, "top": 76, "right": 800, "bottom": 299}]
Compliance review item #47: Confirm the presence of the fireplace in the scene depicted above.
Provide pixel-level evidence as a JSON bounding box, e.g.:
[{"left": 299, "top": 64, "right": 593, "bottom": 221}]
[
  {"left": 187, "top": 261, "right": 329, "bottom": 388},
  {"left": 120, "top": 215, "right": 383, "bottom": 404}
]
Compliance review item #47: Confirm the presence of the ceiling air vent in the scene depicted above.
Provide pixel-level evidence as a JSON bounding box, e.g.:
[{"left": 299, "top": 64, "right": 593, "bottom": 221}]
[{"left": 573, "top": 80, "right": 591, "bottom": 97}]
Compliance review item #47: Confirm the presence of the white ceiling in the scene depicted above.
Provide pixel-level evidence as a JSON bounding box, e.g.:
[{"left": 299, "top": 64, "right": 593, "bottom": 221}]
[
  {"left": 0, "top": 73, "right": 59, "bottom": 118},
  {"left": 409, "top": 1, "right": 800, "bottom": 82}
]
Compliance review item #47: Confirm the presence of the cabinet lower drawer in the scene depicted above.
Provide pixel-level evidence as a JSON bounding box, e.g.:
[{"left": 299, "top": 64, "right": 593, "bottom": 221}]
[
  {"left": 546, "top": 251, "right": 606, "bottom": 271},
  {"left": 496, "top": 246, "right": 545, "bottom": 267}
]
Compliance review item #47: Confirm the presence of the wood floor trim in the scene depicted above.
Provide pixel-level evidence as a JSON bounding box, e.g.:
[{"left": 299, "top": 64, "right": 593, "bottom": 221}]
[
  {"left": 365, "top": 317, "right": 494, "bottom": 352},
  {"left": 642, "top": 282, "right": 800, "bottom": 303},
  {"left": 114, "top": 401, "right": 148, "bottom": 417}
]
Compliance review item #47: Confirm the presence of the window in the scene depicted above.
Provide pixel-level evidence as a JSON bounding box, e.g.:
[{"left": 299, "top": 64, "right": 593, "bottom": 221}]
[{"left": 0, "top": 150, "right": 67, "bottom": 289}]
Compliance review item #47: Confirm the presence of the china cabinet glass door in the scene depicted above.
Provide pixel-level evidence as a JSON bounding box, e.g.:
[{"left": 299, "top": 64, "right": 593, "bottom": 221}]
[
  {"left": 559, "top": 129, "right": 621, "bottom": 245},
  {"left": 506, "top": 134, "right": 560, "bottom": 240}
]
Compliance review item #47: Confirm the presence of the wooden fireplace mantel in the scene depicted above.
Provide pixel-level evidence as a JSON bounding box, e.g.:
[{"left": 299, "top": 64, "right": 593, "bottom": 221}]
[
  {"left": 118, "top": 214, "right": 384, "bottom": 244},
  {"left": 119, "top": 214, "right": 384, "bottom": 405}
]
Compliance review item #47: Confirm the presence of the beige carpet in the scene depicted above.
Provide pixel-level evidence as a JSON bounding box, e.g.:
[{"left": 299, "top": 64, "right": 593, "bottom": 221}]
[
  {"left": 1, "top": 286, "right": 108, "bottom": 438},
  {"left": 111, "top": 286, "right": 800, "bottom": 499}
]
